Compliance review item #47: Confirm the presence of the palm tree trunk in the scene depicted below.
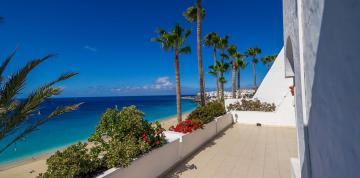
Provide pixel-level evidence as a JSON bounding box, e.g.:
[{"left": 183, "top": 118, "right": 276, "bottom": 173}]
[
  {"left": 252, "top": 61, "right": 257, "bottom": 89},
  {"left": 175, "top": 50, "right": 182, "bottom": 123},
  {"left": 220, "top": 49, "right": 225, "bottom": 99},
  {"left": 231, "top": 62, "right": 236, "bottom": 98},
  {"left": 237, "top": 68, "right": 241, "bottom": 98},
  {"left": 197, "top": 0, "right": 205, "bottom": 106},
  {"left": 214, "top": 48, "right": 219, "bottom": 98}
]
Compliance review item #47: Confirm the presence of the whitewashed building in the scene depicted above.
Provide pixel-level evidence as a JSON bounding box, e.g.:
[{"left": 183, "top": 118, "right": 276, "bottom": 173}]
[{"left": 283, "top": 0, "right": 360, "bottom": 177}]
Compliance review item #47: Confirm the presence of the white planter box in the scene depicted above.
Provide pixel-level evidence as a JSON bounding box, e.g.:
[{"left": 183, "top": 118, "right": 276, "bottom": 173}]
[
  {"left": 98, "top": 113, "right": 234, "bottom": 178},
  {"left": 97, "top": 139, "right": 180, "bottom": 178},
  {"left": 216, "top": 113, "right": 233, "bottom": 133},
  {"left": 180, "top": 120, "right": 217, "bottom": 158}
]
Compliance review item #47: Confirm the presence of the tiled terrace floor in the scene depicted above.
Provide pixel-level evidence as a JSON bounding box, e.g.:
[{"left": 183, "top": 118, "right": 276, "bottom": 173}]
[{"left": 164, "top": 124, "right": 297, "bottom": 178}]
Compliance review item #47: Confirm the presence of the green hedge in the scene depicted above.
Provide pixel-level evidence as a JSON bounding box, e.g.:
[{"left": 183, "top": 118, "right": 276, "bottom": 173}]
[
  {"left": 187, "top": 100, "right": 226, "bottom": 124},
  {"left": 227, "top": 99, "right": 276, "bottom": 112}
]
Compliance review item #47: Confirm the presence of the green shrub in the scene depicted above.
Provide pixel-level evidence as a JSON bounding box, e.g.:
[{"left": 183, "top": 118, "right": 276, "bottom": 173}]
[
  {"left": 227, "top": 99, "right": 276, "bottom": 112},
  {"left": 88, "top": 106, "right": 166, "bottom": 168},
  {"left": 40, "top": 106, "right": 166, "bottom": 178},
  {"left": 187, "top": 100, "right": 226, "bottom": 124},
  {"left": 243, "top": 92, "right": 255, "bottom": 99},
  {"left": 38, "top": 142, "right": 100, "bottom": 178}
]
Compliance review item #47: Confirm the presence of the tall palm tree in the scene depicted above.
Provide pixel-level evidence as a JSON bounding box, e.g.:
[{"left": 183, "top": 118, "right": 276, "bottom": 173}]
[
  {"left": 183, "top": 2, "right": 206, "bottom": 106},
  {"left": 245, "top": 47, "right": 261, "bottom": 89},
  {"left": 218, "top": 35, "right": 229, "bottom": 97},
  {"left": 215, "top": 61, "right": 229, "bottom": 99},
  {"left": 0, "top": 49, "right": 81, "bottom": 153},
  {"left": 152, "top": 24, "right": 191, "bottom": 123},
  {"left": 236, "top": 55, "right": 247, "bottom": 98},
  {"left": 208, "top": 65, "right": 219, "bottom": 97},
  {"left": 261, "top": 54, "right": 277, "bottom": 71},
  {"left": 204, "top": 32, "right": 220, "bottom": 98},
  {"left": 261, "top": 56, "right": 271, "bottom": 71},
  {"left": 227, "top": 45, "right": 239, "bottom": 98},
  {"left": 218, "top": 36, "right": 229, "bottom": 63}
]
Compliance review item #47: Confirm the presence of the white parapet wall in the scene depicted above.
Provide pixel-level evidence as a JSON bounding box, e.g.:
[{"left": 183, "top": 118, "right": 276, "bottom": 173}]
[{"left": 96, "top": 113, "right": 233, "bottom": 178}]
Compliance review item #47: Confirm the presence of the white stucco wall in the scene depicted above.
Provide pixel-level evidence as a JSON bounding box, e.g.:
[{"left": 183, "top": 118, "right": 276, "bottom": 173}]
[
  {"left": 284, "top": 0, "right": 360, "bottom": 177},
  {"left": 300, "top": 0, "right": 360, "bottom": 178},
  {"left": 253, "top": 48, "right": 293, "bottom": 106},
  {"left": 283, "top": 0, "right": 310, "bottom": 177}
]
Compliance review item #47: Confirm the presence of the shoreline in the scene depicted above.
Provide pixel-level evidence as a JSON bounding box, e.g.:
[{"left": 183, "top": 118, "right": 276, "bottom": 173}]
[{"left": 0, "top": 111, "right": 192, "bottom": 177}]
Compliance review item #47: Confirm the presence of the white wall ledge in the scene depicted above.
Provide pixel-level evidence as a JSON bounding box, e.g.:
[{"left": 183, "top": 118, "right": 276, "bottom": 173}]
[{"left": 96, "top": 113, "right": 234, "bottom": 178}]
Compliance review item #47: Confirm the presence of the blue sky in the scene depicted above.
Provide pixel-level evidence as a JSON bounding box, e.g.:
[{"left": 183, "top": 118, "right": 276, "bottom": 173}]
[{"left": 0, "top": 0, "right": 283, "bottom": 97}]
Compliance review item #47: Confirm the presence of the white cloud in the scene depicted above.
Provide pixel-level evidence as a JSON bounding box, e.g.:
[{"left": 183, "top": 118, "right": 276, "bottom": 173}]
[
  {"left": 108, "top": 76, "right": 174, "bottom": 94},
  {"left": 83, "top": 45, "right": 97, "bottom": 52},
  {"left": 153, "top": 76, "right": 173, "bottom": 89}
]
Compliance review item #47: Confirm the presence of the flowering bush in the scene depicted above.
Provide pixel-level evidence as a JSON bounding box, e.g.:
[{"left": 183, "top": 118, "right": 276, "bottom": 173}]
[
  {"left": 39, "top": 106, "right": 167, "bottom": 177},
  {"left": 88, "top": 106, "right": 167, "bottom": 168},
  {"left": 169, "top": 120, "right": 202, "bottom": 134},
  {"left": 141, "top": 121, "right": 166, "bottom": 147}
]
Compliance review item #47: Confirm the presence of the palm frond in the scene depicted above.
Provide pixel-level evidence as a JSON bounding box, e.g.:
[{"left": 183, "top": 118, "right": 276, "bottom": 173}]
[
  {"left": 227, "top": 45, "right": 237, "bottom": 57},
  {"left": 183, "top": 6, "right": 205, "bottom": 23},
  {"left": 153, "top": 24, "right": 191, "bottom": 54},
  {"left": 179, "top": 46, "right": 191, "bottom": 54},
  {"left": 0, "top": 55, "right": 53, "bottom": 109},
  {"left": 0, "top": 86, "right": 63, "bottom": 140},
  {"left": 184, "top": 29, "right": 192, "bottom": 40},
  {"left": 0, "top": 48, "right": 17, "bottom": 82},
  {"left": 221, "top": 53, "right": 229, "bottom": 59},
  {"left": 46, "top": 72, "right": 78, "bottom": 88},
  {"left": 0, "top": 103, "right": 82, "bottom": 154},
  {"left": 0, "top": 49, "right": 80, "bottom": 153},
  {"left": 219, "top": 77, "right": 227, "bottom": 84}
]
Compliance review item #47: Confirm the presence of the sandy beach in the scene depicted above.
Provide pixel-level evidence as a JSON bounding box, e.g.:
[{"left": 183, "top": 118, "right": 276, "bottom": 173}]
[{"left": 0, "top": 113, "right": 190, "bottom": 178}]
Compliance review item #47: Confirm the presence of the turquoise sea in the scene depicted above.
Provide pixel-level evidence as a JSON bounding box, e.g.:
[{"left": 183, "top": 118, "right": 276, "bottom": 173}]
[{"left": 0, "top": 95, "right": 197, "bottom": 165}]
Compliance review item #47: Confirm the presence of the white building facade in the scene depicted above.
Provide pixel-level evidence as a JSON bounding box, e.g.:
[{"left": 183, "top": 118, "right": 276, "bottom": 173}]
[{"left": 283, "top": 0, "right": 360, "bottom": 177}]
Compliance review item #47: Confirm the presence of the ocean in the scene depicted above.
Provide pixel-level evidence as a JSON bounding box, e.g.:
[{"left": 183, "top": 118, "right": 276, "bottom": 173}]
[{"left": 0, "top": 95, "right": 198, "bottom": 165}]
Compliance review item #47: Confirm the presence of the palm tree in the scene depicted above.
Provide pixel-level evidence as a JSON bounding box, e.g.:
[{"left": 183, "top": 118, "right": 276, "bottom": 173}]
[
  {"left": 208, "top": 65, "right": 219, "bottom": 98},
  {"left": 236, "top": 56, "right": 247, "bottom": 98},
  {"left": 261, "top": 54, "right": 277, "bottom": 71},
  {"left": 245, "top": 47, "right": 261, "bottom": 89},
  {"left": 218, "top": 36, "right": 229, "bottom": 63},
  {"left": 218, "top": 35, "right": 229, "bottom": 97},
  {"left": 227, "top": 45, "right": 239, "bottom": 98},
  {"left": 183, "top": 2, "right": 206, "bottom": 106},
  {"left": 204, "top": 32, "right": 220, "bottom": 98},
  {"left": 0, "top": 49, "right": 81, "bottom": 153},
  {"left": 152, "top": 24, "right": 191, "bottom": 123},
  {"left": 261, "top": 56, "right": 271, "bottom": 71},
  {"left": 215, "top": 61, "right": 229, "bottom": 99}
]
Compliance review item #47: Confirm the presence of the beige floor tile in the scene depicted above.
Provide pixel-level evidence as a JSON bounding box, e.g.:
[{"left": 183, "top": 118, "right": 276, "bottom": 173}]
[{"left": 163, "top": 124, "right": 297, "bottom": 178}]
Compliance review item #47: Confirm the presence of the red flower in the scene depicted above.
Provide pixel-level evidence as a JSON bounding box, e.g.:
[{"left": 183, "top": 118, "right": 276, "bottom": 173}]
[
  {"left": 155, "top": 140, "right": 160, "bottom": 145},
  {"left": 169, "top": 120, "right": 200, "bottom": 134}
]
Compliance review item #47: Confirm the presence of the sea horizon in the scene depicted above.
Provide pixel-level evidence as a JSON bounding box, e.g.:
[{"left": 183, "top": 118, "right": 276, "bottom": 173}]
[{"left": 0, "top": 95, "right": 198, "bottom": 165}]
